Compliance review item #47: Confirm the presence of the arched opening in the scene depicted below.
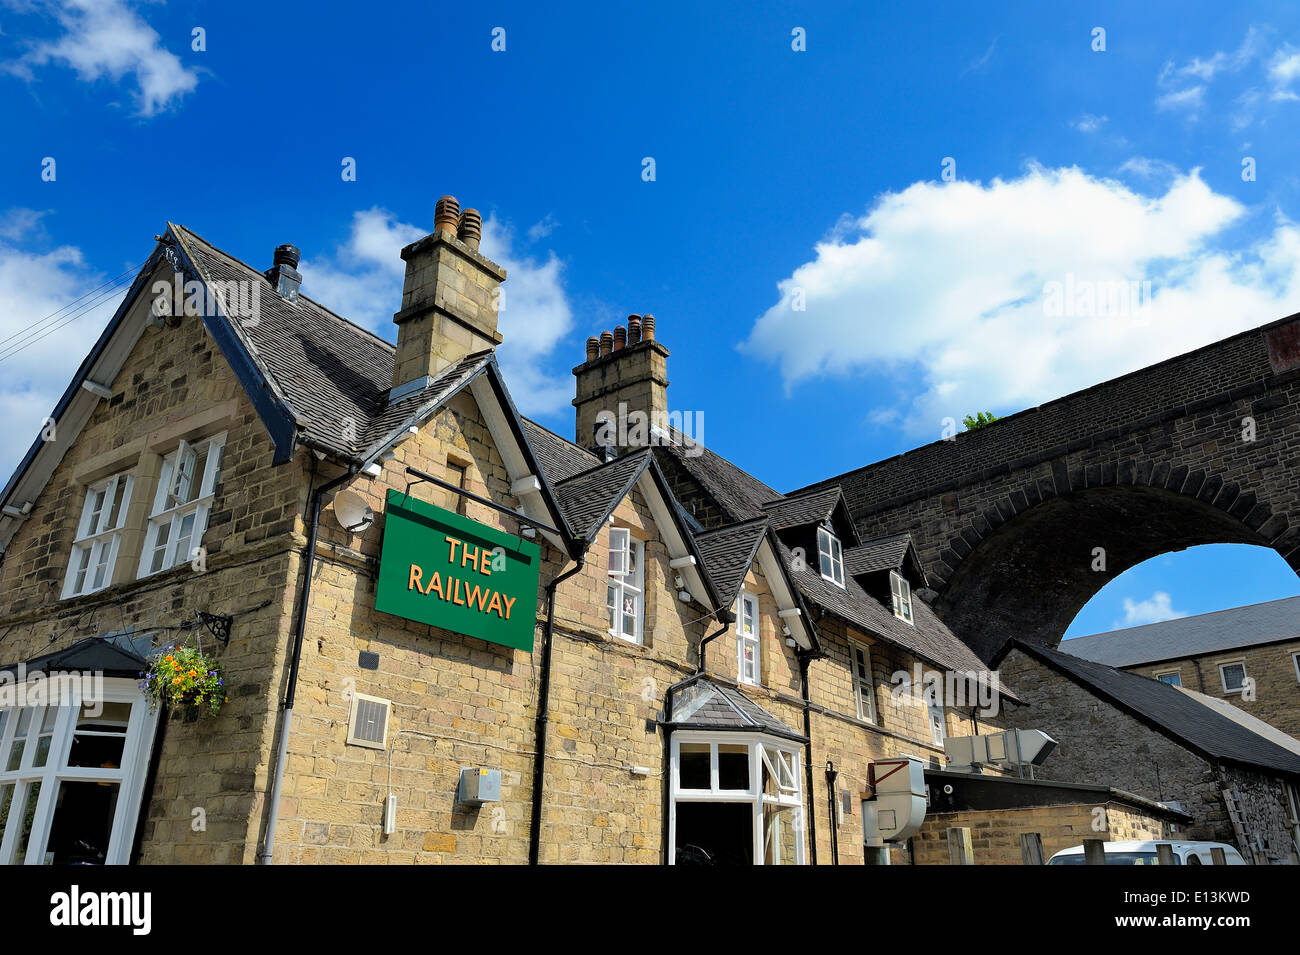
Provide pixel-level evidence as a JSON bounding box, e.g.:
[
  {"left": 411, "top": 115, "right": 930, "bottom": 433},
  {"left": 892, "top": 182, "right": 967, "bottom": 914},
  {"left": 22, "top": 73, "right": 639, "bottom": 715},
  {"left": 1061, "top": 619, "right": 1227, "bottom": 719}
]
[
  {"left": 932, "top": 484, "right": 1298, "bottom": 661},
  {"left": 1063, "top": 543, "right": 1300, "bottom": 639}
]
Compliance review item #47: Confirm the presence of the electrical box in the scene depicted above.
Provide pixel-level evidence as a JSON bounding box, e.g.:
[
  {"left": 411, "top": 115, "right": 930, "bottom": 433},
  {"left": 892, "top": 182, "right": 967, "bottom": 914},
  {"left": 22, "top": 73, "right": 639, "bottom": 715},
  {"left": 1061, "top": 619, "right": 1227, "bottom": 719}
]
[{"left": 458, "top": 767, "right": 501, "bottom": 805}]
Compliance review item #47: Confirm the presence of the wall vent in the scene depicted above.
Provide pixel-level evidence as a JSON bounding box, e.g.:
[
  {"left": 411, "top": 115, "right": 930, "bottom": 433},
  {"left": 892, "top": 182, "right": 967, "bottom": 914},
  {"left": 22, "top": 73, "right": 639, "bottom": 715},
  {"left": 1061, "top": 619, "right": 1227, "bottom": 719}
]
[{"left": 347, "top": 693, "right": 391, "bottom": 749}]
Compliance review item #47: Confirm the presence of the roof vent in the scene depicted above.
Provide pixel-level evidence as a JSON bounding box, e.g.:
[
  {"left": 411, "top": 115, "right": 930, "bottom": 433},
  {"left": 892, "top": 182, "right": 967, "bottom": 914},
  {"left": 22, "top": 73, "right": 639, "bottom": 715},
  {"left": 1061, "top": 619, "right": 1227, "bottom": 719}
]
[{"left": 265, "top": 243, "right": 302, "bottom": 301}]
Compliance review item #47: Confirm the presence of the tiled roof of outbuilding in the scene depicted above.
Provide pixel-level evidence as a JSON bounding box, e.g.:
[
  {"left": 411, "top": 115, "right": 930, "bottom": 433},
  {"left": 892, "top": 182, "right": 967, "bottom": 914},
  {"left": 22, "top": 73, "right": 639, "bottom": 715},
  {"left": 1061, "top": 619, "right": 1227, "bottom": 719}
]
[
  {"left": 1061, "top": 595, "right": 1300, "bottom": 668},
  {"left": 1006, "top": 641, "right": 1300, "bottom": 778}
]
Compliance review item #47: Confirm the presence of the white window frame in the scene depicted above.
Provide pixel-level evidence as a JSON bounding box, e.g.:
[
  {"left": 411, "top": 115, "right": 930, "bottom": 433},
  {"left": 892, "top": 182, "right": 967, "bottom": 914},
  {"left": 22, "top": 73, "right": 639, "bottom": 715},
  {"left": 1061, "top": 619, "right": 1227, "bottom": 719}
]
[
  {"left": 606, "top": 527, "right": 645, "bottom": 644},
  {"left": 1219, "top": 661, "right": 1247, "bottom": 695},
  {"left": 735, "top": 591, "right": 760, "bottom": 686},
  {"left": 668, "top": 732, "right": 805, "bottom": 865},
  {"left": 928, "top": 693, "right": 947, "bottom": 746},
  {"left": 0, "top": 677, "right": 158, "bottom": 865},
  {"left": 1291, "top": 652, "right": 1300, "bottom": 684},
  {"left": 849, "top": 641, "right": 877, "bottom": 724},
  {"left": 138, "top": 433, "right": 226, "bottom": 579},
  {"left": 1155, "top": 669, "right": 1182, "bottom": 686},
  {"left": 817, "top": 526, "right": 844, "bottom": 588},
  {"left": 62, "top": 471, "right": 134, "bottom": 599},
  {"left": 889, "top": 570, "right": 914, "bottom": 625}
]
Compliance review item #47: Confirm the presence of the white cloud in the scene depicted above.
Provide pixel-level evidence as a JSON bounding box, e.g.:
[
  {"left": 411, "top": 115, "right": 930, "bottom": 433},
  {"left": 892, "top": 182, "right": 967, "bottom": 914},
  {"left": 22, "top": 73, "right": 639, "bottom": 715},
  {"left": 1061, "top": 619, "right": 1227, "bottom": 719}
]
[
  {"left": 1268, "top": 46, "right": 1300, "bottom": 100},
  {"left": 1119, "top": 156, "right": 1178, "bottom": 179},
  {"left": 0, "top": 210, "right": 122, "bottom": 480},
  {"left": 302, "top": 207, "right": 575, "bottom": 415},
  {"left": 1071, "top": 113, "right": 1107, "bottom": 133},
  {"left": 1155, "top": 85, "right": 1205, "bottom": 114},
  {"left": 527, "top": 215, "right": 558, "bottom": 241},
  {"left": 742, "top": 165, "right": 1300, "bottom": 436},
  {"left": 1117, "top": 592, "right": 1187, "bottom": 628},
  {"left": 3, "top": 0, "right": 199, "bottom": 117}
]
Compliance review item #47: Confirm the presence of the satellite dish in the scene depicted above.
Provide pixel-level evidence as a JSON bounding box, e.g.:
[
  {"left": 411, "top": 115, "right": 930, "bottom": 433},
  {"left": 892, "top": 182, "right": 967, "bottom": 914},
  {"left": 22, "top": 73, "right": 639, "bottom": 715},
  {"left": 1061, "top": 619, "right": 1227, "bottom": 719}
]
[{"left": 332, "top": 490, "right": 374, "bottom": 533}]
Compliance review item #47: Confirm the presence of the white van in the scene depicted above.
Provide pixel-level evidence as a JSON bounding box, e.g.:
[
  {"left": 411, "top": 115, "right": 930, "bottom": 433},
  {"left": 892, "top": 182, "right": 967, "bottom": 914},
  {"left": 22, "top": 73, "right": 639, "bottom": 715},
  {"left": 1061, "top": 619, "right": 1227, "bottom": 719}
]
[{"left": 1046, "top": 840, "right": 1247, "bottom": 865}]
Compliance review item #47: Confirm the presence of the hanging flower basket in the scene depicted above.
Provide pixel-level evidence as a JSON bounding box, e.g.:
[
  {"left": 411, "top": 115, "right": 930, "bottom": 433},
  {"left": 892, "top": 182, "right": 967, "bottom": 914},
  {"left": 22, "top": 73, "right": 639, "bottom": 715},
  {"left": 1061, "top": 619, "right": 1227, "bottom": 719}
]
[{"left": 141, "top": 644, "right": 228, "bottom": 719}]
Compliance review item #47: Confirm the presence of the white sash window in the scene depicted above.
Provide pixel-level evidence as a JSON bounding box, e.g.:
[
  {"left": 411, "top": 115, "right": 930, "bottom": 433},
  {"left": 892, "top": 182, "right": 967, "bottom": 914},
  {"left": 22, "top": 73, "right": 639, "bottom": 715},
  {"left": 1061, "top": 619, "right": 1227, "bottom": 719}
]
[
  {"left": 138, "top": 433, "right": 225, "bottom": 577},
  {"left": 890, "top": 571, "right": 914, "bottom": 625},
  {"left": 735, "top": 591, "right": 760, "bottom": 686},
  {"left": 62, "top": 472, "right": 133, "bottom": 598},
  {"left": 606, "top": 527, "right": 645, "bottom": 644}
]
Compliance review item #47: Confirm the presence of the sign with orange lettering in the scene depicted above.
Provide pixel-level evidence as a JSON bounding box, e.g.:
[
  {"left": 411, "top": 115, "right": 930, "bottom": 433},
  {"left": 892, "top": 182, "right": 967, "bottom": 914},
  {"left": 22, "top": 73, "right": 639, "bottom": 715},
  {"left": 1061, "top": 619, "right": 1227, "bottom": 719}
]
[{"left": 375, "top": 488, "right": 541, "bottom": 651}]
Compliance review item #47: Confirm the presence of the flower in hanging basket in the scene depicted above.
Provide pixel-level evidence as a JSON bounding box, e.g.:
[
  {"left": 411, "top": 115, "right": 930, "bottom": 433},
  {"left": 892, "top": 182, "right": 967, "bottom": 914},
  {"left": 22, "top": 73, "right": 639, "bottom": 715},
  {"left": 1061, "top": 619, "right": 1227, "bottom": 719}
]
[{"left": 145, "top": 644, "right": 227, "bottom": 718}]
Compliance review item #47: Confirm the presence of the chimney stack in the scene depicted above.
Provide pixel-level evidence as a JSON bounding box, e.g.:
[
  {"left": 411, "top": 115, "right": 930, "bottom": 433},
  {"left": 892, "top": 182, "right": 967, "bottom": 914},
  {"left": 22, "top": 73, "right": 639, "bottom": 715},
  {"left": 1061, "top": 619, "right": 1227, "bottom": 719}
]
[
  {"left": 265, "top": 243, "right": 302, "bottom": 301},
  {"left": 390, "top": 194, "right": 506, "bottom": 400},
  {"left": 573, "top": 313, "right": 670, "bottom": 454}
]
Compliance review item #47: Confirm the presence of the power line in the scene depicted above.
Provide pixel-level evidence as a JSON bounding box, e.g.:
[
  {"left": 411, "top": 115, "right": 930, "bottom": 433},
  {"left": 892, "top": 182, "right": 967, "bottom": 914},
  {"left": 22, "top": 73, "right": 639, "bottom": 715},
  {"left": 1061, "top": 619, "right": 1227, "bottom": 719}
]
[{"left": 0, "top": 269, "right": 140, "bottom": 364}]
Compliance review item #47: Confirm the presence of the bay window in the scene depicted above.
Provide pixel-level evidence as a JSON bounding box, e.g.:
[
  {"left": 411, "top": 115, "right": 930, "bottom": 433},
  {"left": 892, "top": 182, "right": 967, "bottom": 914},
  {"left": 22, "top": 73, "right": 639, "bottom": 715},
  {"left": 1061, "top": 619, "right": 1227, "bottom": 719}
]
[
  {"left": 62, "top": 472, "right": 133, "bottom": 598},
  {"left": 138, "top": 433, "right": 225, "bottom": 577},
  {"left": 670, "top": 734, "right": 806, "bottom": 865},
  {"left": 735, "top": 591, "right": 759, "bottom": 686},
  {"left": 606, "top": 527, "right": 645, "bottom": 643},
  {"left": 0, "top": 679, "right": 158, "bottom": 865}
]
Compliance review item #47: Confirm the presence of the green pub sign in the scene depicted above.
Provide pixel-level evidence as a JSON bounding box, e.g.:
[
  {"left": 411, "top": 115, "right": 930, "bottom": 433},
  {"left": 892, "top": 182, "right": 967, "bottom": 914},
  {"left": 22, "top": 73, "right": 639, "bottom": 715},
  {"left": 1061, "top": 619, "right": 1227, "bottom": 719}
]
[{"left": 375, "top": 488, "right": 542, "bottom": 651}]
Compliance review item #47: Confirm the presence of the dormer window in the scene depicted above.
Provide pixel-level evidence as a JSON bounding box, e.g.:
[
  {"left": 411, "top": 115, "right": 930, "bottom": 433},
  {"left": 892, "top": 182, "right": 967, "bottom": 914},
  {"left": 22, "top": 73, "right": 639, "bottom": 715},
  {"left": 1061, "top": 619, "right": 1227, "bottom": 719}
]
[
  {"left": 890, "top": 571, "right": 913, "bottom": 625},
  {"left": 816, "top": 526, "right": 844, "bottom": 588}
]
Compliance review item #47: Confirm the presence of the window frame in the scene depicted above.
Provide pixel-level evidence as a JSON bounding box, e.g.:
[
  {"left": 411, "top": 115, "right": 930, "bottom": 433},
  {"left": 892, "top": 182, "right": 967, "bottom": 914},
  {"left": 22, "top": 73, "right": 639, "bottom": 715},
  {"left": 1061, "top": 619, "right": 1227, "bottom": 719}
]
[
  {"left": 1218, "top": 661, "right": 1248, "bottom": 695},
  {"left": 928, "top": 692, "right": 947, "bottom": 746},
  {"left": 1154, "top": 669, "right": 1182, "bottom": 686},
  {"left": 889, "top": 570, "right": 914, "bottom": 625},
  {"left": 816, "top": 526, "right": 844, "bottom": 588},
  {"left": 849, "top": 640, "right": 878, "bottom": 724},
  {"left": 137, "top": 432, "right": 226, "bottom": 579},
  {"left": 0, "top": 677, "right": 158, "bottom": 865},
  {"left": 606, "top": 526, "right": 645, "bottom": 644},
  {"left": 1291, "top": 652, "right": 1300, "bottom": 684},
  {"left": 735, "top": 590, "right": 760, "bottom": 686},
  {"left": 61, "top": 471, "right": 134, "bottom": 599},
  {"left": 668, "top": 732, "right": 806, "bottom": 865}
]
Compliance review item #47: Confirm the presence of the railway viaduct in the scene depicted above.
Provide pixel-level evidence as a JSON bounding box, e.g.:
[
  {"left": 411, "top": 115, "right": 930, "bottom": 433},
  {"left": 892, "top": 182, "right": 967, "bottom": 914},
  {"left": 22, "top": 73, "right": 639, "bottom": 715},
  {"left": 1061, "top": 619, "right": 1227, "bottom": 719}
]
[{"left": 804, "top": 311, "right": 1300, "bottom": 663}]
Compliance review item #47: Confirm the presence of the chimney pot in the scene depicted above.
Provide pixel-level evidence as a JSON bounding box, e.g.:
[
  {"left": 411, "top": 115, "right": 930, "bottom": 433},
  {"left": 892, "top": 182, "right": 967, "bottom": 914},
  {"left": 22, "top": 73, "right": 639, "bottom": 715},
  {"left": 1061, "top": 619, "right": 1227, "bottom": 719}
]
[
  {"left": 273, "top": 244, "right": 301, "bottom": 269},
  {"left": 627, "top": 317, "right": 641, "bottom": 344},
  {"left": 599, "top": 330, "right": 614, "bottom": 357},
  {"left": 457, "top": 208, "right": 483, "bottom": 251},
  {"left": 585, "top": 336, "right": 600, "bottom": 361},
  {"left": 434, "top": 195, "right": 461, "bottom": 236},
  {"left": 641, "top": 314, "right": 655, "bottom": 341},
  {"left": 613, "top": 326, "right": 627, "bottom": 351}
]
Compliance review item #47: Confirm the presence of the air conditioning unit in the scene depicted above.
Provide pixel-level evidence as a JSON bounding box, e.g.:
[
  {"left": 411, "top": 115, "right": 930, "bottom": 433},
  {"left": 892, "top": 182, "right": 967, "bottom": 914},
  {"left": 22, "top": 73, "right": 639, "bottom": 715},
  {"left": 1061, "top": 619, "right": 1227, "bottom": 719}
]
[
  {"left": 863, "top": 757, "right": 927, "bottom": 847},
  {"left": 943, "top": 729, "right": 1057, "bottom": 773}
]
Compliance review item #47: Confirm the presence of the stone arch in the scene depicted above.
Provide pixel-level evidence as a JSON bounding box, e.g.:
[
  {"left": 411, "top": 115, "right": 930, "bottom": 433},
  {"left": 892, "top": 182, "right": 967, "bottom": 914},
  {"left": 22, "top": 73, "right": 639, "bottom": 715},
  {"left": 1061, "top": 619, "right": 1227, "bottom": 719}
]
[{"left": 929, "top": 458, "right": 1296, "bottom": 661}]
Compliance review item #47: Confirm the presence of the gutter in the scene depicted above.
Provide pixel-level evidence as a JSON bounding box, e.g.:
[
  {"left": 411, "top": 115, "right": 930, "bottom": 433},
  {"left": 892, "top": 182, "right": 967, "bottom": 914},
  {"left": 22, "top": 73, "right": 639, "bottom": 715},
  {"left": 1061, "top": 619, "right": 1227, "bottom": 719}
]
[
  {"left": 527, "top": 555, "right": 586, "bottom": 865},
  {"left": 258, "top": 465, "right": 356, "bottom": 864}
]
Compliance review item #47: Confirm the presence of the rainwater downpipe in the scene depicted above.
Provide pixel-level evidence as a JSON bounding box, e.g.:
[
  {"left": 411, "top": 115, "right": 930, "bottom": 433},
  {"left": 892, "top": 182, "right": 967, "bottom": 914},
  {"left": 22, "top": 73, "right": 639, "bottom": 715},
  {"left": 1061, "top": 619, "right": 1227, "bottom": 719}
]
[
  {"left": 259, "top": 465, "right": 355, "bottom": 864},
  {"left": 528, "top": 555, "right": 585, "bottom": 865},
  {"left": 825, "top": 759, "right": 840, "bottom": 865},
  {"left": 798, "top": 650, "right": 818, "bottom": 865}
]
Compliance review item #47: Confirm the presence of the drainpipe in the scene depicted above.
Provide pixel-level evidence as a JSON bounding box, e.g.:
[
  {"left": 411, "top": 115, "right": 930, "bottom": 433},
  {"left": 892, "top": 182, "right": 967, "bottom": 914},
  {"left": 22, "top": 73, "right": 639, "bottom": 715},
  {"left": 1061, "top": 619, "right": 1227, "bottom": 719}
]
[
  {"left": 797, "top": 650, "right": 818, "bottom": 865},
  {"left": 528, "top": 555, "right": 585, "bottom": 865},
  {"left": 259, "top": 466, "right": 355, "bottom": 865},
  {"left": 825, "top": 759, "right": 840, "bottom": 865},
  {"left": 695, "top": 622, "right": 728, "bottom": 674}
]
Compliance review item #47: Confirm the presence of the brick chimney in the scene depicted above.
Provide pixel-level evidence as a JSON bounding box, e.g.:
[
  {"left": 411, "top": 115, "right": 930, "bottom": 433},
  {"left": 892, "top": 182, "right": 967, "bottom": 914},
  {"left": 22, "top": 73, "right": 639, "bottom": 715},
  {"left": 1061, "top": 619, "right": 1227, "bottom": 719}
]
[
  {"left": 573, "top": 313, "right": 669, "bottom": 453},
  {"left": 390, "top": 195, "right": 505, "bottom": 400}
]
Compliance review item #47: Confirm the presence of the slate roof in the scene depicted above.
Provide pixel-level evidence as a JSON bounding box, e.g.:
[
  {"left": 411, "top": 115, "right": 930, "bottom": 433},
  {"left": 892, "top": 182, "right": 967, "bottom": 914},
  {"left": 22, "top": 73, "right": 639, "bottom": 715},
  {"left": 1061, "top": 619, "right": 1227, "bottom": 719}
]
[
  {"left": 553, "top": 450, "right": 654, "bottom": 542},
  {"left": 1, "top": 635, "right": 148, "bottom": 679},
  {"left": 1007, "top": 640, "right": 1300, "bottom": 778},
  {"left": 845, "top": 533, "right": 913, "bottom": 576},
  {"left": 693, "top": 518, "right": 770, "bottom": 607},
  {"left": 522, "top": 418, "right": 601, "bottom": 484},
  {"left": 667, "top": 674, "right": 807, "bottom": 742},
  {"left": 1062, "top": 595, "right": 1300, "bottom": 668},
  {"left": 652, "top": 437, "right": 781, "bottom": 522},
  {"left": 762, "top": 487, "right": 843, "bottom": 530},
  {"left": 172, "top": 223, "right": 403, "bottom": 460}
]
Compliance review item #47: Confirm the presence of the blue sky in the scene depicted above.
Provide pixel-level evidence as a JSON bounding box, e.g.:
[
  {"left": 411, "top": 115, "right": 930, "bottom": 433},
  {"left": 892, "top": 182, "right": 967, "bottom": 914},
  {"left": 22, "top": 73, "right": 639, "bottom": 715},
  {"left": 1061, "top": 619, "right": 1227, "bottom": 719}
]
[{"left": 1, "top": 0, "right": 1298, "bottom": 637}]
